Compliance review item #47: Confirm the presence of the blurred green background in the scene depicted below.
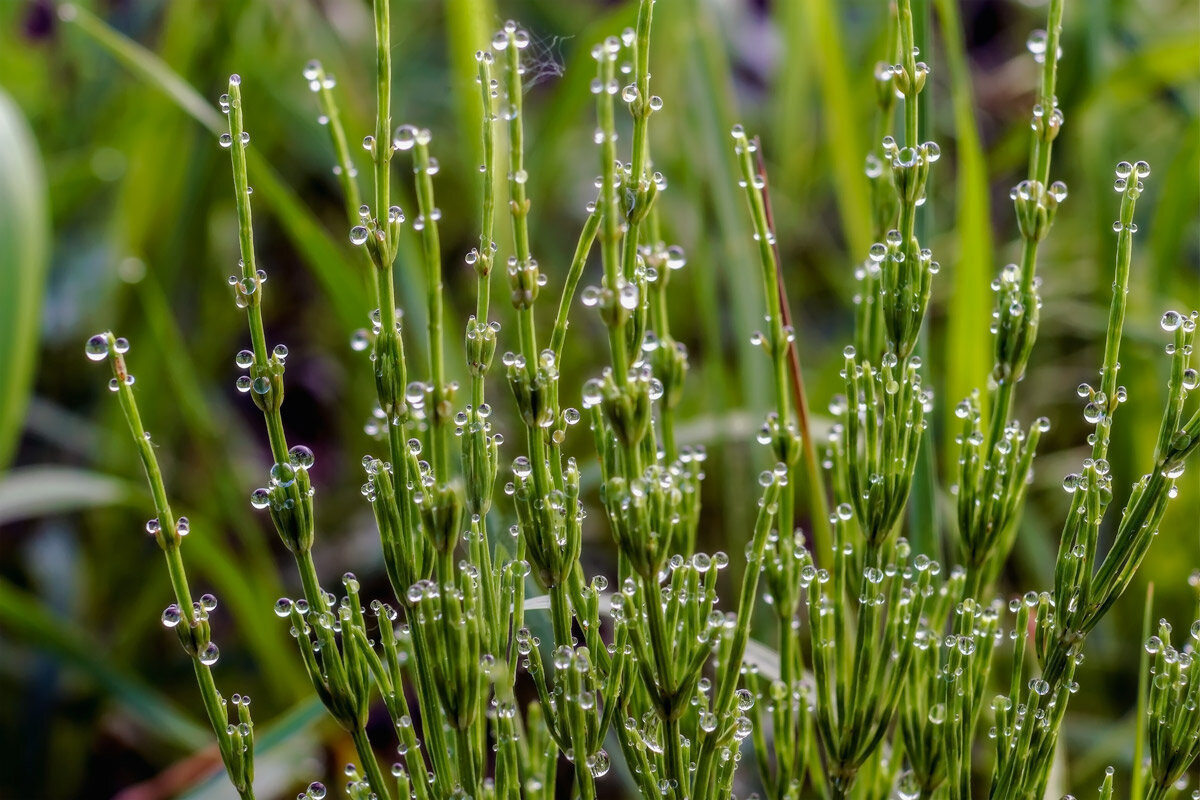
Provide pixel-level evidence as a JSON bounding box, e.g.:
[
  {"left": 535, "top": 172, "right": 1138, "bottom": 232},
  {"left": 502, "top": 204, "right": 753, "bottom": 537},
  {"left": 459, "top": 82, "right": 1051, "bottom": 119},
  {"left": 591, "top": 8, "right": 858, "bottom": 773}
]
[{"left": 0, "top": 0, "right": 1197, "bottom": 797}]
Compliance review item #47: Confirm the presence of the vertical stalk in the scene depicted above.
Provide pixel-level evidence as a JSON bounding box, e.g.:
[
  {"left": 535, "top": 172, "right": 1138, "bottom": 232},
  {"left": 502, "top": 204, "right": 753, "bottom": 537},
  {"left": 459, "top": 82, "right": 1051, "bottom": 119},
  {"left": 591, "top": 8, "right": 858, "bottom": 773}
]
[
  {"left": 595, "top": 40, "right": 629, "bottom": 387},
  {"left": 1131, "top": 583, "right": 1153, "bottom": 800},
  {"left": 98, "top": 337, "right": 256, "bottom": 800},
  {"left": 412, "top": 137, "right": 450, "bottom": 476},
  {"left": 224, "top": 75, "right": 393, "bottom": 800}
]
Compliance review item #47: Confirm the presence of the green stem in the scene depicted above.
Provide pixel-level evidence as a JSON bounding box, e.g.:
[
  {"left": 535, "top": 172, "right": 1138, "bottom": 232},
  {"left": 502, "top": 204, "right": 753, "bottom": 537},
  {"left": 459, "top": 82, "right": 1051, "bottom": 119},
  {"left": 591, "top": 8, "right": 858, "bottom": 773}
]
[
  {"left": 226, "top": 76, "right": 396, "bottom": 800},
  {"left": 412, "top": 139, "right": 449, "bottom": 477},
  {"left": 104, "top": 340, "right": 254, "bottom": 799},
  {"left": 1030, "top": 0, "right": 1064, "bottom": 186},
  {"left": 751, "top": 143, "right": 833, "bottom": 564},
  {"left": 1131, "top": 583, "right": 1153, "bottom": 800},
  {"left": 549, "top": 581, "right": 573, "bottom": 649},
  {"left": 372, "top": 0, "right": 391, "bottom": 224},
  {"left": 551, "top": 208, "right": 601, "bottom": 360},
  {"left": 308, "top": 60, "right": 362, "bottom": 224},
  {"left": 596, "top": 41, "right": 629, "bottom": 386},
  {"left": 351, "top": 724, "right": 394, "bottom": 800}
]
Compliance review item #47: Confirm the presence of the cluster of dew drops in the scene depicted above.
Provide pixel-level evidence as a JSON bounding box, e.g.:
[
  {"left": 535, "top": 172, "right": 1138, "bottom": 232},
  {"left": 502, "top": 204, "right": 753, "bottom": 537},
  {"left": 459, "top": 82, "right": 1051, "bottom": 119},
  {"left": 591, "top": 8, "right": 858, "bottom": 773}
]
[
  {"left": 214, "top": 76, "right": 251, "bottom": 149},
  {"left": 84, "top": 334, "right": 135, "bottom": 391}
]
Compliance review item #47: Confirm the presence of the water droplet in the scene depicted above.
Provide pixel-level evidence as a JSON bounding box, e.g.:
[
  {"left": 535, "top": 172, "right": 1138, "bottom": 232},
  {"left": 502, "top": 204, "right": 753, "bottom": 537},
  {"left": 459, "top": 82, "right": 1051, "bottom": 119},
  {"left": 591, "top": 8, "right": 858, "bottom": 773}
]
[
  {"left": 199, "top": 642, "right": 220, "bottom": 666},
  {"left": 161, "top": 604, "right": 182, "bottom": 628},
  {"left": 271, "top": 462, "right": 296, "bottom": 488},
  {"left": 289, "top": 445, "right": 315, "bottom": 469},
  {"left": 250, "top": 488, "right": 271, "bottom": 509},
  {"left": 393, "top": 125, "right": 417, "bottom": 151},
  {"left": 619, "top": 282, "right": 639, "bottom": 310},
  {"left": 85, "top": 335, "right": 109, "bottom": 361}
]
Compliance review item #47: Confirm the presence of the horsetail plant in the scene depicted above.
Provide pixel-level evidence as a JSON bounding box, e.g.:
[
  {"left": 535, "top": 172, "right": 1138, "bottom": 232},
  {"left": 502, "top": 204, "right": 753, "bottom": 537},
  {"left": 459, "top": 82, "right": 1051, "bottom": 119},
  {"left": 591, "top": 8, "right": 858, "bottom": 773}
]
[
  {"left": 84, "top": 0, "right": 1200, "bottom": 798},
  {"left": 953, "top": 0, "right": 1067, "bottom": 601},
  {"left": 1141, "top": 615, "right": 1200, "bottom": 800},
  {"left": 85, "top": 333, "right": 257, "bottom": 800}
]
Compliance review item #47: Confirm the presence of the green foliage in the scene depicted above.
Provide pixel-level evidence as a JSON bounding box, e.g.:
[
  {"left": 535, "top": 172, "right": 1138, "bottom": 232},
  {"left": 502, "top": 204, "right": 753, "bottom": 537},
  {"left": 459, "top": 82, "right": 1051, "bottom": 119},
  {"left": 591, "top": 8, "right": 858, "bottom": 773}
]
[
  {"left": 3, "top": 0, "right": 1200, "bottom": 798},
  {"left": 0, "top": 89, "right": 48, "bottom": 471}
]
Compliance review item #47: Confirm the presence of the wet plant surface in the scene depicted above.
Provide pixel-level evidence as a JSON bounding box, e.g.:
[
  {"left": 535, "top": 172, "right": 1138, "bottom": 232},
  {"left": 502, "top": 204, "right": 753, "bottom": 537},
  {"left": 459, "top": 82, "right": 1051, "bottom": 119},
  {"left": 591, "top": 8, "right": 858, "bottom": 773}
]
[{"left": 3, "top": 0, "right": 1199, "bottom": 798}]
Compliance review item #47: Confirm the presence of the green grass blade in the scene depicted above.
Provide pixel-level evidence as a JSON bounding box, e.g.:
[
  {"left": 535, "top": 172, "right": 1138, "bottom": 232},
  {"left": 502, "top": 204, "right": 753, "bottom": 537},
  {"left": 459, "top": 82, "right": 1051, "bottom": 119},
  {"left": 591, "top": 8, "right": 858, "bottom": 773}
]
[
  {"left": 672, "top": 0, "right": 767, "bottom": 408},
  {"left": 934, "top": 0, "right": 994, "bottom": 432},
  {"left": 60, "top": 5, "right": 224, "bottom": 130},
  {"left": 0, "top": 576, "right": 210, "bottom": 750},
  {"left": 797, "top": 0, "right": 872, "bottom": 259},
  {"left": 771, "top": 0, "right": 816, "bottom": 202},
  {"left": 907, "top": 0, "right": 938, "bottom": 559},
  {"left": 61, "top": 5, "right": 366, "bottom": 331},
  {"left": 1148, "top": 120, "right": 1199, "bottom": 296},
  {"left": 0, "top": 89, "right": 49, "bottom": 471},
  {"left": 446, "top": 0, "right": 497, "bottom": 182}
]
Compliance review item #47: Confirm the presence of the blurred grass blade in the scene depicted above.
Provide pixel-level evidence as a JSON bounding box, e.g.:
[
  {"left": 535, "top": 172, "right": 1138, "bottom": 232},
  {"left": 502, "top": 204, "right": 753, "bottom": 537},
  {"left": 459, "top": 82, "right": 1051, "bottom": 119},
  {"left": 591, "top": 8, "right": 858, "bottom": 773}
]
[
  {"left": 935, "top": 0, "right": 994, "bottom": 436},
  {"left": 0, "top": 466, "right": 145, "bottom": 525},
  {"left": 1079, "top": 34, "right": 1199, "bottom": 103},
  {"left": 0, "top": 577, "right": 209, "bottom": 749},
  {"left": 446, "top": 0, "right": 497, "bottom": 184},
  {"left": 798, "top": 0, "right": 871, "bottom": 259},
  {"left": 62, "top": 5, "right": 366, "bottom": 330},
  {"left": 0, "top": 89, "right": 49, "bottom": 471},
  {"left": 1148, "top": 122, "right": 1198, "bottom": 294},
  {"left": 250, "top": 154, "right": 366, "bottom": 330},
  {"left": 673, "top": 0, "right": 766, "bottom": 403},
  {"left": 771, "top": 0, "right": 816, "bottom": 199},
  {"left": 61, "top": 5, "right": 222, "bottom": 131}
]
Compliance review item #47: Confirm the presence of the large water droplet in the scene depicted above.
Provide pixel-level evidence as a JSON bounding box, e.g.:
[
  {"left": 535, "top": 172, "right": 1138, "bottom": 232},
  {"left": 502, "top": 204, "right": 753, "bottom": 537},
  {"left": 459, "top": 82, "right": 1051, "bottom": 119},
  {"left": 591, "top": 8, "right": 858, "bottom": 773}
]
[{"left": 85, "top": 335, "right": 109, "bottom": 361}]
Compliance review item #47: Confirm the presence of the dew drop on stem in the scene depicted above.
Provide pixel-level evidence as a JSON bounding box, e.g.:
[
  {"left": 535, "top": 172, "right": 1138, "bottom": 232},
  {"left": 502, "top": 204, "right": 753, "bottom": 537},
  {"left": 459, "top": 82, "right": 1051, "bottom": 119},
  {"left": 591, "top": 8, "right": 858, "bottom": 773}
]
[{"left": 85, "top": 335, "right": 109, "bottom": 361}]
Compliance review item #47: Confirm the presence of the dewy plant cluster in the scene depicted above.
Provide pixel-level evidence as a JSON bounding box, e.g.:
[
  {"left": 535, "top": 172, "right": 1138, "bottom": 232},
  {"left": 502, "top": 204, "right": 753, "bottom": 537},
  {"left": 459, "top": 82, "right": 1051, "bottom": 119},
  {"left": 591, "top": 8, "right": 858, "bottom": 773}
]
[{"left": 84, "top": 0, "right": 1200, "bottom": 798}]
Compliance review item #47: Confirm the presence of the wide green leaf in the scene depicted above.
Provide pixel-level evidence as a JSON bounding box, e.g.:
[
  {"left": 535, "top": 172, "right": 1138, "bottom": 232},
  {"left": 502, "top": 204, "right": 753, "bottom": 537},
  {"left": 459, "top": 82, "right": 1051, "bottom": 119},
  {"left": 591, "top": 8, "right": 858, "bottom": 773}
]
[
  {"left": 0, "top": 465, "right": 144, "bottom": 526},
  {"left": 0, "top": 89, "right": 49, "bottom": 471}
]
